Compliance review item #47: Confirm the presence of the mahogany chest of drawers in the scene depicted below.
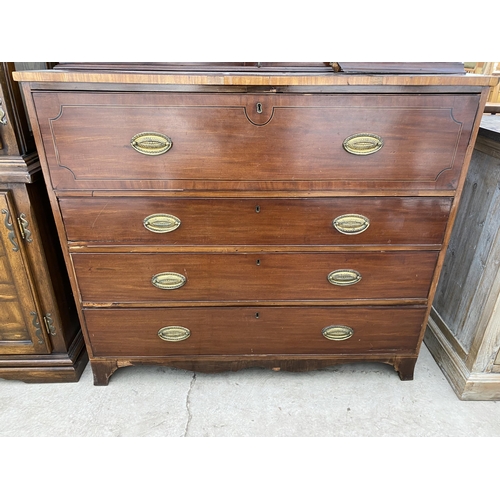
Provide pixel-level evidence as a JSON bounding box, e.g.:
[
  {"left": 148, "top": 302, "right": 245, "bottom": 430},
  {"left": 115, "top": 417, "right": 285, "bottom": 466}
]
[{"left": 14, "top": 63, "right": 496, "bottom": 385}]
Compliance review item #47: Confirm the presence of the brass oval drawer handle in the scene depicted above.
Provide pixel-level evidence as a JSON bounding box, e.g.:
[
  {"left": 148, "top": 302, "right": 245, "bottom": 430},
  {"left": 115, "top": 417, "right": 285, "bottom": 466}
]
[
  {"left": 143, "top": 213, "right": 181, "bottom": 233},
  {"left": 152, "top": 272, "right": 186, "bottom": 290},
  {"left": 158, "top": 326, "right": 191, "bottom": 342},
  {"left": 131, "top": 132, "right": 172, "bottom": 155},
  {"left": 328, "top": 269, "right": 362, "bottom": 286},
  {"left": 322, "top": 325, "right": 354, "bottom": 341},
  {"left": 343, "top": 133, "right": 383, "bottom": 155},
  {"left": 333, "top": 214, "right": 370, "bottom": 235}
]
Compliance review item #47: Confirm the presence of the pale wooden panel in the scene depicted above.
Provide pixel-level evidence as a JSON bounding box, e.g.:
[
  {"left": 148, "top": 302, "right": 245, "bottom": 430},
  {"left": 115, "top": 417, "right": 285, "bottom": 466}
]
[
  {"left": 0, "top": 233, "right": 32, "bottom": 342},
  {"left": 467, "top": 230, "right": 500, "bottom": 371},
  {"left": 12, "top": 70, "right": 499, "bottom": 88},
  {"left": 0, "top": 253, "right": 10, "bottom": 281},
  {"left": 0, "top": 302, "right": 31, "bottom": 341},
  {"left": 0, "top": 282, "right": 17, "bottom": 300},
  {"left": 433, "top": 147, "right": 500, "bottom": 352},
  {"left": 456, "top": 176, "right": 500, "bottom": 351}
]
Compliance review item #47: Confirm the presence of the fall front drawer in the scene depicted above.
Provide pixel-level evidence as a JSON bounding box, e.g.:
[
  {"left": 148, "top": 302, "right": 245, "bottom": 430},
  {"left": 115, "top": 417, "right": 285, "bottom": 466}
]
[
  {"left": 34, "top": 92, "right": 479, "bottom": 191},
  {"left": 60, "top": 197, "right": 452, "bottom": 247},
  {"left": 72, "top": 251, "right": 439, "bottom": 303},
  {"left": 84, "top": 306, "right": 426, "bottom": 357}
]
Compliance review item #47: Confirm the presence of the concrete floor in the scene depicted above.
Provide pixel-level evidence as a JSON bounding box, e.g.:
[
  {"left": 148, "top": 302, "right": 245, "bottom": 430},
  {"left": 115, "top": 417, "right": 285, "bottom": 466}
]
[{"left": 1, "top": 344, "right": 499, "bottom": 437}]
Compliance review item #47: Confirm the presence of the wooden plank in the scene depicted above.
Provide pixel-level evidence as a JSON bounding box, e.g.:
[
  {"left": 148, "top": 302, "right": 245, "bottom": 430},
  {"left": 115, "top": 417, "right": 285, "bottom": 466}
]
[
  {"left": 337, "top": 62, "right": 466, "bottom": 74},
  {"left": 433, "top": 147, "right": 500, "bottom": 351},
  {"left": 12, "top": 70, "right": 499, "bottom": 88},
  {"left": 429, "top": 307, "right": 467, "bottom": 359},
  {"left": 424, "top": 317, "right": 469, "bottom": 398},
  {"left": 425, "top": 312, "right": 500, "bottom": 400},
  {"left": 468, "top": 239, "right": 500, "bottom": 372},
  {"left": 474, "top": 134, "right": 500, "bottom": 159},
  {"left": 426, "top": 113, "right": 500, "bottom": 398}
]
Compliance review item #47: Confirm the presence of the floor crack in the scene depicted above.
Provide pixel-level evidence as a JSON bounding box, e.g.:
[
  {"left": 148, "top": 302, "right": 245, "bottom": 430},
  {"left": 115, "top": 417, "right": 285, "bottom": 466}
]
[{"left": 183, "top": 373, "right": 196, "bottom": 437}]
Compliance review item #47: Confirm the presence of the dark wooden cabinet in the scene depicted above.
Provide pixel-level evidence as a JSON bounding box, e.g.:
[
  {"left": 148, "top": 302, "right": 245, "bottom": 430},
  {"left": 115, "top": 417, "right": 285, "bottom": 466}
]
[
  {"left": 13, "top": 63, "right": 497, "bottom": 385},
  {"left": 1, "top": 186, "right": 52, "bottom": 355},
  {"left": 0, "top": 62, "right": 87, "bottom": 382}
]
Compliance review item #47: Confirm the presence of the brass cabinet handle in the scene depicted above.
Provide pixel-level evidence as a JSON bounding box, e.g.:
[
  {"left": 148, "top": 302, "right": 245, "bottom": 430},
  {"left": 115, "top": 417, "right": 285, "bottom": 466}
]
[
  {"left": 343, "top": 133, "right": 383, "bottom": 155},
  {"left": 333, "top": 214, "right": 370, "bottom": 235},
  {"left": 143, "top": 213, "right": 181, "bottom": 233},
  {"left": 151, "top": 272, "right": 186, "bottom": 290},
  {"left": 322, "top": 325, "right": 354, "bottom": 341},
  {"left": 17, "top": 213, "right": 33, "bottom": 243},
  {"left": 131, "top": 132, "right": 172, "bottom": 155},
  {"left": 328, "top": 269, "right": 362, "bottom": 286},
  {"left": 43, "top": 313, "right": 56, "bottom": 336},
  {"left": 158, "top": 326, "right": 191, "bottom": 342},
  {"left": 0, "top": 101, "right": 7, "bottom": 125},
  {"left": 1, "top": 208, "right": 19, "bottom": 251}
]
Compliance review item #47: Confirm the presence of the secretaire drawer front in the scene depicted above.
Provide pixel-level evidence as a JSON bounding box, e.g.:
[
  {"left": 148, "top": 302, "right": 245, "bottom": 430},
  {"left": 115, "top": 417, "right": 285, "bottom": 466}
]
[
  {"left": 33, "top": 92, "right": 478, "bottom": 190},
  {"left": 72, "top": 251, "right": 439, "bottom": 303},
  {"left": 84, "top": 306, "right": 426, "bottom": 357},
  {"left": 60, "top": 197, "right": 452, "bottom": 246}
]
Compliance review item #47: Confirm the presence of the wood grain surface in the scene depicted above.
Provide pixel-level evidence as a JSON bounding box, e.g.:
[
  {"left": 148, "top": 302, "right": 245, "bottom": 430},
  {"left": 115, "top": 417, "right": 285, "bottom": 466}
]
[
  {"left": 72, "top": 251, "right": 438, "bottom": 303},
  {"left": 59, "top": 196, "right": 452, "bottom": 246},
  {"left": 84, "top": 306, "right": 426, "bottom": 357},
  {"left": 33, "top": 93, "right": 478, "bottom": 192}
]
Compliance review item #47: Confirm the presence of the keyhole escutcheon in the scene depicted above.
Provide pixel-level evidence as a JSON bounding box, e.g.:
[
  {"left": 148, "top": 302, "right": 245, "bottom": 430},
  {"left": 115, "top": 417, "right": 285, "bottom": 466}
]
[{"left": 256, "top": 103, "right": 263, "bottom": 114}]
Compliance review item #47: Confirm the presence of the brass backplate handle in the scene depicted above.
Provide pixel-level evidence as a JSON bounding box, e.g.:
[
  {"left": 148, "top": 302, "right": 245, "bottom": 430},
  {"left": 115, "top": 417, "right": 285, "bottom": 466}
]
[
  {"left": 152, "top": 272, "right": 186, "bottom": 290},
  {"left": 343, "top": 133, "right": 383, "bottom": 155},
  {"left": 30, "top": 312, "right": 44, "bottom": 344},
  {"left": 43, "top": 313, "right": 56, "bottom": 336},
  {"left": 322, "top": 325, "right": 354, "bottom": 341},
  {"left": 131, "top": 132, "right": 172, "bottom": 155},
  {"left": 143, "top": 213, "right": 181, "bottom": 233},
  {"left": 17, "top": 213, "right": 33, "bottom": 243},
  {"left": 333, "top": 214, "right": 370, "bottom": 235},
  {"left": 328, "top": 269, "right": 362, "bottom": 286},
  {"left": 0, "top": 103, "right": 7, "bottom": 125},
  {"left": 1, "top": 208, "right": 18, "bottom": 251},
  {"left": 158, "top": 326, "right": 191, "bottom": 342}
]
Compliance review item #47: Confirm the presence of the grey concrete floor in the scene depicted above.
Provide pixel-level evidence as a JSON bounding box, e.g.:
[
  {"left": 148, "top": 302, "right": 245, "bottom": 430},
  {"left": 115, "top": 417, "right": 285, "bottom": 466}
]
[{"left": 1, "top": 344, "right": 499, "bottom": 437}]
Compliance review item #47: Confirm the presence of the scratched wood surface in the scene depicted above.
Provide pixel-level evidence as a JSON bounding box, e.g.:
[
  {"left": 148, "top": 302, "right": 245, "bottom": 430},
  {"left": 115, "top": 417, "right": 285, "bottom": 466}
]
[{"left": 433, "top": 137, "right": 500, "bottom": 357}]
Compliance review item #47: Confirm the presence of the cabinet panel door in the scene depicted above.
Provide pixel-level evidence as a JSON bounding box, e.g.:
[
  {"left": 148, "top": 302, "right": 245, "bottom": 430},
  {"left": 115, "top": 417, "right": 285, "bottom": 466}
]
[{"left": 0, "top": 190, "right": 51, "bottom": 354}]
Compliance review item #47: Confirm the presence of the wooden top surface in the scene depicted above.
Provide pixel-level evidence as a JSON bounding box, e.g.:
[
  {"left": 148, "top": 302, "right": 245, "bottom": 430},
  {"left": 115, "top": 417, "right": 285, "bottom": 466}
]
[{"left": 12, "top": 69, "right": 498, "bottom": 87}]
